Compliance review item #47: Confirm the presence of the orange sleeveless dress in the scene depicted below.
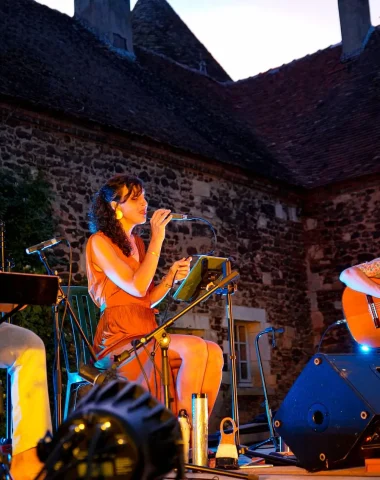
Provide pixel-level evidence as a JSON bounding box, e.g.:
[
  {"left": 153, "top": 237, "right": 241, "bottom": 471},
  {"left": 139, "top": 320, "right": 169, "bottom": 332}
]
[{"left": 86, "top": 232, "right": 177, "bottom": 409}]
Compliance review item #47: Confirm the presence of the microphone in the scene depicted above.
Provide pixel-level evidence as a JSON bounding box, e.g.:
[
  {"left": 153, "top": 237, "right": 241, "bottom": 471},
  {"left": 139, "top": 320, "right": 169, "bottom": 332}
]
[
  {"left": 26, "top": 236, "right": 63, "bottom": 255},
  {"left": 262, "top": 327, "right": 284, "bottom": 334},
  {"left": 147, "top": 212, "right": 194, "bottom": 221},
  {"left": 260, "top": 327, "right": 284, "bottom": 348},
  {"left": 79, "top": 363, "right": 118, "bottom": 386}
]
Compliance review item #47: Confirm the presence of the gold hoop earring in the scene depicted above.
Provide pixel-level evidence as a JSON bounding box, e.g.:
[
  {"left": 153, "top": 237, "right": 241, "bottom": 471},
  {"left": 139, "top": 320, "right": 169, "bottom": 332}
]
[{"left": 115, "top": 209, "right": 123, "bottom": 220}]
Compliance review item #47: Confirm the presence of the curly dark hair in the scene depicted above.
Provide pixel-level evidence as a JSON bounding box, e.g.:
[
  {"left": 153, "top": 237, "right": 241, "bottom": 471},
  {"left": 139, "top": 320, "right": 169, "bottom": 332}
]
[{"left": 88, "top": 174, "right": 144, "bottom": 257}]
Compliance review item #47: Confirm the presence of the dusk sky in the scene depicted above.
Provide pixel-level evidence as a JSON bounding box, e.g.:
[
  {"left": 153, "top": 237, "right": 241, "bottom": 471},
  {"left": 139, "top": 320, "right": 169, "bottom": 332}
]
[{"left": 35, "top": 0, "right": 380, "bottom": 80}]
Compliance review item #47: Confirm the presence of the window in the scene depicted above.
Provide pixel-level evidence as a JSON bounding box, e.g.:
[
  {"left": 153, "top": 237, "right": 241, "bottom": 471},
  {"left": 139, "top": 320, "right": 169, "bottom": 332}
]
[
  {"left": 234, "top": 322, "right": 251, "bottom": 384},
  {"left": 222, "top": 307, "right": 275, "bottom": 392}
]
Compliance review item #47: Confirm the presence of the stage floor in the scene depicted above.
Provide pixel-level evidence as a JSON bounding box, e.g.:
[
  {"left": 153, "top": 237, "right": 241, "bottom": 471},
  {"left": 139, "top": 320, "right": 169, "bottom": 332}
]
[{"left": 165, "top": 465, "right": 380, "bottom": 479}]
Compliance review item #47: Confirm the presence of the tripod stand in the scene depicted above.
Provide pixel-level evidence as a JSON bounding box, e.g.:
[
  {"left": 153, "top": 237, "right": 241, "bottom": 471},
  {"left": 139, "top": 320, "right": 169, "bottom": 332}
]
[
  {"left": 172, "top": 256, "right": 241, "bottom": 438},
  {"left": 113, "top": 269, "right": 240, "bottom": 408},
  {"left": 211, "top": 262, "right": 294, "bottom": 465},
  {"left": 248, "top": 327, "right": 284, "bottom": 452},
  {"left": 243, "top": 327, "right": 300, "bottom": 467},
  {"left": 112, "top": 270, "right": 261, "bottom": 480}
]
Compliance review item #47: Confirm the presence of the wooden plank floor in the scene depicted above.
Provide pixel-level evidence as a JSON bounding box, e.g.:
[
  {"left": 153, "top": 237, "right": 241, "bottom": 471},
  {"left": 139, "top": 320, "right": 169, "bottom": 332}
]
[
  {"left": 163, "top": 440, "right": 380, "bottom": 479},
  {"left": 164, "top": 465, "right": 380, "bottom": 479}
]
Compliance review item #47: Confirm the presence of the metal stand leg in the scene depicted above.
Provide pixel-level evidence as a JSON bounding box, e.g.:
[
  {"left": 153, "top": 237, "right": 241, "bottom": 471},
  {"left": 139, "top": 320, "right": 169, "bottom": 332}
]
[
  {"left": 153, "top": 330, "right": 172, "bottom": 410},
  {"left": 244, "top": 327, "right": 301, "bottom": 468},
  {"left": 224, "top": 260, "right": 240, "bottom": 446},
  {"left": 253, "top": 329, "right": 278, "bottom": 451},
  {"left": 5, "top": 374, "right": 11, "bottom": 442},
  {"left": 239, "top": 328, "right": 298, "bottom": 466},
  {"left": 52, "top": 303, "right": 62, "bottom": 430}
]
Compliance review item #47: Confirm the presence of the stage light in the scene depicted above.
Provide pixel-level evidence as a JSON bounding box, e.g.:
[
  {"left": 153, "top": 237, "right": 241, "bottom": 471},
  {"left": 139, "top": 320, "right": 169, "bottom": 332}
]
[
  {"left": 37, "top": 380, "right": 184, "bottom": 479},
  {"left": 360, "top": 345, "right": 371, "bottom": 353}
]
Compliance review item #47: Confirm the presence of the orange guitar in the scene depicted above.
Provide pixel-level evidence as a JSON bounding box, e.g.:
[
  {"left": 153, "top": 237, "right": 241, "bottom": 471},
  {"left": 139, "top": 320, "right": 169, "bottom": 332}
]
[{"left": 342, "top": 277, "right": 380, "bottom": 348}]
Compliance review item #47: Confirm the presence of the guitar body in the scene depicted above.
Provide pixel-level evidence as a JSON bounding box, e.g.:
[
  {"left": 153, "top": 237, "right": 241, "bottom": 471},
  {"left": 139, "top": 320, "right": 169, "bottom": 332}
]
[{"left": 342, "top": 277, "right": 380, "bottom": 348}]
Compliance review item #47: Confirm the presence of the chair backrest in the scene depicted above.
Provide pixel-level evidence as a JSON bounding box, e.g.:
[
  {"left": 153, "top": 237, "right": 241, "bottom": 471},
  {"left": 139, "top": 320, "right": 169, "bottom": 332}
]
[{"left": 60, "top": 286, "right": 99, "bottom": 375}]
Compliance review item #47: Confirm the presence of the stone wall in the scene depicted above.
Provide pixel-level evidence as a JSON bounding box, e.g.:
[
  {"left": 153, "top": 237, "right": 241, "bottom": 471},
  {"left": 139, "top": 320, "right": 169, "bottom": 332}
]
[
  {"left": 1, "top": 105, "right": 314, "bottom": 426},
  {"left": 304, "top": 177, "right": 380, "bottom": 353}
]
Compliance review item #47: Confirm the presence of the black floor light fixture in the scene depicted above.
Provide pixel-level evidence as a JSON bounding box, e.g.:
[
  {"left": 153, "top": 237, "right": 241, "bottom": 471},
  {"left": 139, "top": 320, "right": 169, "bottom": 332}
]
[{"left": 36, "top": 380, "right": 184, "bottom": 479}]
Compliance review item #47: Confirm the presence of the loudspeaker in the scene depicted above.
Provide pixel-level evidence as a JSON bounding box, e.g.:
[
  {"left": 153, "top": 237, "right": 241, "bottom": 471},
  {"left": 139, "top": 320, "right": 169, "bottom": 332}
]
[{"left": 274, "top": 353, "right": 380, "bottom": 471}]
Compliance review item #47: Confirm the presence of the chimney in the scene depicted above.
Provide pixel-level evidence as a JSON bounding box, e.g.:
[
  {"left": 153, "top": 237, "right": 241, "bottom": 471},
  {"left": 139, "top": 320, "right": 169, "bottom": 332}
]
[
  {"left": 75, "top": 0, "right": 134, "bottom": 55},
  {"left": 338, "top": 0, "right": 373, "bottom": 60}
]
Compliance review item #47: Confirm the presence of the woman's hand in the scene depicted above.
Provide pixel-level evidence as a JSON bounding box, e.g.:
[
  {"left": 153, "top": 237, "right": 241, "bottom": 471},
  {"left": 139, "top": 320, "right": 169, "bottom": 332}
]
[
  {"left": 150, "top": 209, "right": 172, "bottom": 242},
  {"left": 168, "top": 257, "right": 192, "bottom": 283}
]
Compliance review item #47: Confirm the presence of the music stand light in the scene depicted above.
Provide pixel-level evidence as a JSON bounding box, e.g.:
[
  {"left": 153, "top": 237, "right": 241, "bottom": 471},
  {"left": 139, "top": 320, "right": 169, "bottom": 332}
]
[{"left": 173, "top": 255, "right": 229, "bottom": 303}]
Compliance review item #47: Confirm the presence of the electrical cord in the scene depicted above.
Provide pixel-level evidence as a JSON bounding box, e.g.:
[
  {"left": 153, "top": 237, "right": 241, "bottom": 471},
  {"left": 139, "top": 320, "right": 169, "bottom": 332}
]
[
  {"left": 52, "top": 238, "right": 73, "bottom": 423},
  {"left": 188, "top": 217, "right": 217, "bottom": 256},
  {"left": 317, "top": 319, "right": 347, "bottom": 353},
  {"left": 58, "top": 239, "right": 73, "bottom": 339},
  {"left": 133, "top": 341, "right": 151, "bottom": 394},
  {"left": 143, "top": 342, "right": 161, "bottom": 398},
  {"left": 160, "top": 270, "right": 179, "bottom": 325}
]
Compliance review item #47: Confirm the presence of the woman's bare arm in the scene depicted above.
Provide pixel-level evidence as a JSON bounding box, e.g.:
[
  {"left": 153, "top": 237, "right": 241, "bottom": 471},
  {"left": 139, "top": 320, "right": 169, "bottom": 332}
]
[{"left": 90, "top": 210, "right": 172, "bottom": 297}]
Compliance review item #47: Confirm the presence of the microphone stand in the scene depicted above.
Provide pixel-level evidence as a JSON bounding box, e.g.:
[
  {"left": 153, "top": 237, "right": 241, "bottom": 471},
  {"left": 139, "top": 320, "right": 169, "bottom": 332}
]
[
  {"left": 223, "top": 259, "right": 241, "bottom": 445},
  {"left": 249, "top": 328, "right": 282, "bottom": 452},
  {"left": 36, "top": 250, "right": 98, "bottom": 429},
  {"left": 243, "top": 328, "right": 299, "bottom": 467},
  {"left": 111, "top": 271, "right": 265, "bottom": 480},
  {"left": 112, "top": 270, "right": 240, "bottom": 410}
]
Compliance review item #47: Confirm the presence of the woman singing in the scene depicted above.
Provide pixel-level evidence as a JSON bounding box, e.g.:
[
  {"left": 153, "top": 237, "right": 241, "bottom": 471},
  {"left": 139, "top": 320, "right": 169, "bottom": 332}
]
[{"left": 86, "top": 174, "right": 223, "bottom": 418}]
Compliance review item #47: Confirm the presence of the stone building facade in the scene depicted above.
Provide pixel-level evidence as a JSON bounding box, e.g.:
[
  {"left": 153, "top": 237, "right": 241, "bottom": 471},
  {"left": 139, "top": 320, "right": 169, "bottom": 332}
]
[
  {"left": 0, "top": 104, "right": 313, "bottom": 425},
  {"left": 304, "top": 177, "right": 380, "bottom": 352},
  {"left": 1, "top": 0, "right": 380, "bottom": 429}
]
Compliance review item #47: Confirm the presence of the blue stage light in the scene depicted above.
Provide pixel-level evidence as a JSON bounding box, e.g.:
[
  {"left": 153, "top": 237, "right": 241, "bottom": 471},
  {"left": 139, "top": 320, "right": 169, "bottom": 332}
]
[{"left": 360, "top": 345, "right": 371, "bottom": 353}]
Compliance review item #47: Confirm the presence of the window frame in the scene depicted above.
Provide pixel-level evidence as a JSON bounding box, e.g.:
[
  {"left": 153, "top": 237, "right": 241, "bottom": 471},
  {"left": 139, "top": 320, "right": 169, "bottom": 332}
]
[{"left": 234, "top": 321, "right": 252, "bottom": 386}]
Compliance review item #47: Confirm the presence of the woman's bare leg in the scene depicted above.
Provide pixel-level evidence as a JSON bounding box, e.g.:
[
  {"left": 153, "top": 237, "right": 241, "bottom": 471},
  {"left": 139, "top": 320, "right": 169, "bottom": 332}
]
[
  {"left": 168, "top": 335, "right": 223, "bottom": 417},
  {"left": 168, "top": 334, "right": 208, "bottom": 416},
  {"left": 200, "top": 340, "right": 224, "bottom": 414}
]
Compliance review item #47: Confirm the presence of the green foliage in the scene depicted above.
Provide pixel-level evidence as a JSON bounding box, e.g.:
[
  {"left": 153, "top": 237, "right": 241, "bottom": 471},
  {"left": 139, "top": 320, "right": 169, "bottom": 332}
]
[
  {"left": 0, "top": 168, "right": 56, "bottom": 437},
  {"left": 0, "top": 167, "right": 56, "bottom": 271}
]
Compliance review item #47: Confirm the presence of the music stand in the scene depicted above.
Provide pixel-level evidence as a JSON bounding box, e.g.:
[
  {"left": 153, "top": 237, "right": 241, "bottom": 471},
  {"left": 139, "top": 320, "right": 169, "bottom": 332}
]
[
  {"left": 174, "top": 259, "right": 297, "bottom": 467},
  {"left": 174, "top": 256, "right": 241, "bottom": 445},
  {"left": 0, "top": 272, "right": 60, "bottom": 322},
  {"left": 173, "top": 255, "right": 230, "bottom": 303}
]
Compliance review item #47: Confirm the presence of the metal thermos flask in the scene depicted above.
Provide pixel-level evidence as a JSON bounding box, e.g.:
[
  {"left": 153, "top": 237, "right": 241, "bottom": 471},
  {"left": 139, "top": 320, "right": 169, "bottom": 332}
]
[
  {"left": 191, "top": 393, "right": 208, "bottom": 466},
  {"left": 178, "top": 409, "right": 191, "bottom": 463}
]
